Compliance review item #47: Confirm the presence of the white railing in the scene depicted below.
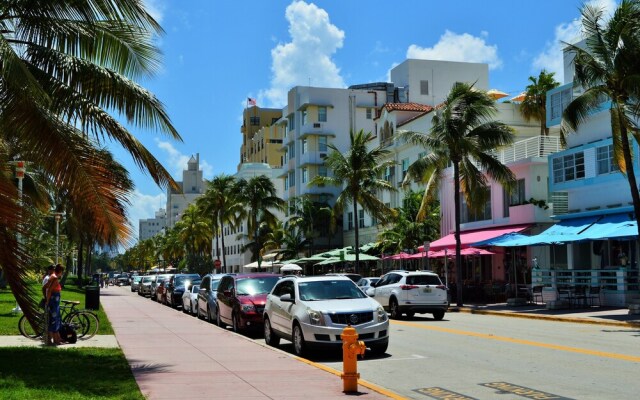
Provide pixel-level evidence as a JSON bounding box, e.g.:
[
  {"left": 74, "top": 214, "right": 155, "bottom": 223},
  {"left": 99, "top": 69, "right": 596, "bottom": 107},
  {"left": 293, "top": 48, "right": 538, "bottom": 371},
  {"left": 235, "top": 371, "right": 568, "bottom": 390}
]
[{"left": 493, "top": 136, "right": 562, "bottom": 164}]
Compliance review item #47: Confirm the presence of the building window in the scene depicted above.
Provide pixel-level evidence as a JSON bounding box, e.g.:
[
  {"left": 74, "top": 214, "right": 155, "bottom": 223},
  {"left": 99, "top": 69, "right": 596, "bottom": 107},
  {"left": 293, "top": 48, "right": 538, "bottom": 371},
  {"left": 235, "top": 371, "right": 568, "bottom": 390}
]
[
  {"left": 420, "top": 80, "right": 429, "bottom": 95},
  {"left": 550, "top": 88, "right": 572, "bottom": 120},
  {"left": 358, "top": 209, "right": 365, "bottom": 228},
  {"left": 287, "top": 114, "right": 295, "bottom": 130},
  {"left": 284, "top": 176, "right": 289, "bottom": 190},
  {"left": 418, "top": 151, "right": 427, "bottom": 159},
  {"left": 503, "top": 179, "right": 526, "bottom": 217},
  {"left": 384, "top": 165, "right": 395, "bottom": 182},
  {"left": 288, "top": 171, "right": 295, "bottom": 187},
  {"left": 301, "top": 139, "right": 308, "bottom": 154},
  {"left": 318, "top": 166, "right": 328, "bottom": 177},
  {"left": 302, "top": 168, "right": 308, "bottom": 184},
  {"left": 301, "top": 109, "right": 308, "bottom": 126},
  {"left": 597, "top": 144, "right": 619, "bottom": 175},
  {"left": 288, "top": 142, "right": 295, "bottom": 158},
  {"left": 366, "top": 108, "right": 372, "bottom": 119},
  {"left": 318, "top": 136, "right": 327, "bottom": 152},
  {"left": 347, "top": 212, "right": 353, "bottom": 230},
  {"left": 250, "top": 116, "right": 260, "bottom": 126},
  {"left": 271, "top": 117, "right": 279, "bottom": 124},
  {"left": 318, "top": 106, "right": 327, "bottom": 122},
  {"left": 461, "top": 191, "right": 492, "bottom": 223},
  {"left": 553, "top": 152, "right": 585, "bottom": 183},
  {"left": 401, "top": 158, "right": 410, "bottom": 180}
]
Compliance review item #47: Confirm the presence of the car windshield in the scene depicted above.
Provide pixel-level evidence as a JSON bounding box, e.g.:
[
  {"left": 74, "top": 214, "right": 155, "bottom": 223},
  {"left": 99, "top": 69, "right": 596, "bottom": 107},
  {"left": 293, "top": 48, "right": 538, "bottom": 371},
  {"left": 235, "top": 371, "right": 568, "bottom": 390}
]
[
  {"left": 142, "top": 276, "right": 152, "bottom": 283},
  {"left": 133, "top": 276, "right": 142, "bottom": 282},
  {"left": 192, "top": 285, "right": 200, "bottom": 293},
  {"left": 211, "top": 280, "right": 221, "bottom": 291},
  {"left": 236, "top": 276, "right": 280, "bottom": 295},
  {"left": 299, "top": 280, "right": 366, "bottom": 301},
  {"left": 175, "top": 275, "right": 199, "bottom": 286},
  {"left": 406, "top": 275, "right": 442, "bottom": 285}
]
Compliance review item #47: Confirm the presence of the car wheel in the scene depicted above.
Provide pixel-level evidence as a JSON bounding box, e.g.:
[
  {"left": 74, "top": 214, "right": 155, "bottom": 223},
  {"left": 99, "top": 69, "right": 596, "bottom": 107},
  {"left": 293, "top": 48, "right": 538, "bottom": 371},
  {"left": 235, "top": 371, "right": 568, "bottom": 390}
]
[
  {"left": 216, "top": 307, "right": 225, "bottom": 327},
  {"left": 191, "top": 302, "right": 198, "bottom": 316},
  {"left": 370, "top": 340, "right": 389, "bottom": 355},
  {"left": 433, "top": 310, "right": 445, "bottom": 321},
  {"left": 389, "top": 298, "right": 401, "bottom": 319},
  {"left": 264, "top": 317, "right": 280, "bottom": 347},
  {"left": 207, "top": 306, "right": 213, "bottom": 322},
  {"left": 232, "top": 312, "right": 241, "bottom": 333},
  {"left": 292, "top": 323, "right": 307, "bottom": 357},
  {"left": 406, "top": 311, "right": 415, "bottom": 319},
  {"left": 182, "top": 302, "right": 188, "bottom": 313}
]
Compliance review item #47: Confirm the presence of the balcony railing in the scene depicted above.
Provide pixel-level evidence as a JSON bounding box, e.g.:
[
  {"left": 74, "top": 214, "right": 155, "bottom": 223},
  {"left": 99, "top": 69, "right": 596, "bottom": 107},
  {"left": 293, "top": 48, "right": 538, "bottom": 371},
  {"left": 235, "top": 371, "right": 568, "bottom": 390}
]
[{"left": 492, "top": 136, "right": 562, "bottom": 164}]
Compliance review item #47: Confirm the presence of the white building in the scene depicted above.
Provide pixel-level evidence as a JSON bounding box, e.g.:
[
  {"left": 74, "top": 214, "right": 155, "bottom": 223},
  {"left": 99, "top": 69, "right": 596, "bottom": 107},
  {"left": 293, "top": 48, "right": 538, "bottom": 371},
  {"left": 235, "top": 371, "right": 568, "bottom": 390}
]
[
  {"left": 138, "top": 208, "right": 167, "bottom": 241},
  {"left": 166, "top": 154, "right": 205, "bottom": 229},
  {"left": 221, "top": 163, "right": 284, "bottom": 272}
]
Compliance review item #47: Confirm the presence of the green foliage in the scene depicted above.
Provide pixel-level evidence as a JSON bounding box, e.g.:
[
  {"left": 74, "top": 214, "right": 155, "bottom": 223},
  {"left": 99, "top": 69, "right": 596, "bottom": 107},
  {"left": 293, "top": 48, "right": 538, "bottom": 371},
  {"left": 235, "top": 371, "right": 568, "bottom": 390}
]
[
  {"left": 185, "top": 254, "right": 214, "bottom": 276},
  {"left": 525, "top": 198, "right": 549, "bottom": 210},
  {"left": 0, "top": 348, "right": 143, "bottom": 399},
  {"left": 520, "top": 70, "right": 560, "bottom": 135}
]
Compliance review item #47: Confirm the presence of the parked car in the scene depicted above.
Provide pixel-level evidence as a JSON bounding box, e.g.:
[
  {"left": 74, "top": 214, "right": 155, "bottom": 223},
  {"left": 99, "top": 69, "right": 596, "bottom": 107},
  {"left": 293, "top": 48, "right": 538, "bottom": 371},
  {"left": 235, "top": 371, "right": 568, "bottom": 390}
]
[
  {"left": 263, "top": 275, "right": 389, "bottom": 357},
  {"left": 138, "top": 275, "right": 154, "bottom": 297},
  {"left": 150, "top": 274, "right": 173, "bottom": 301},
  {"left": 366, "top": 270, "right": 448, "bottom": 320},
  {"left": 116, "top": 273, "right": 130, "bottom": 286},
  {"left": 156, "top": 279, "right": 170, "bottom": 304},
  {"left": 216, "top": 274, "right": 280, "bottom": 332},
  {"left": 166, "top": 273, "right": 201, "bottom": 308},
  {"left": 356, "top": 277, "right": 380, "bottom": 293},
  {"left": 197, "top": 273, "right": 227, "bottom": 322},
  {"left": 130, "top": 275, "right": 143, "bottom": 292},
  {"left": 182, "top": 284, "right": 200, "bottom": 315}
]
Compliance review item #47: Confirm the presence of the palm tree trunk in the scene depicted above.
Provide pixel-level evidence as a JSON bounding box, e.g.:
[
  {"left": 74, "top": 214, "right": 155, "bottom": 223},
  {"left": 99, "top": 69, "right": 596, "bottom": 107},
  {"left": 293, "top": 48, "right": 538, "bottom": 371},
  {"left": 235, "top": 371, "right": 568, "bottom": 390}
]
[
  {"left": 453, "top": 162, "right": 463, "bottom": 306},
  {"left": 618, "top": 119, "right": 640, "bottom": 261},
  {"left": 76, "top": 237, "right": 84, "bottom": 287},
  {"left": 219, "top": 214, "right": 228, "bottom": 273},
  {"left": 353, "top": 199, "right": 359, "bottom": 274}
]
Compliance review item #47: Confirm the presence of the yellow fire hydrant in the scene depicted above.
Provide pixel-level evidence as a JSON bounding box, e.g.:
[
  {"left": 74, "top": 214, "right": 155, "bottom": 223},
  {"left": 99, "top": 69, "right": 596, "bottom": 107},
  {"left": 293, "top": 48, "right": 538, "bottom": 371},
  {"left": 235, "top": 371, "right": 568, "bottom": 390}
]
[{"left": 341, "top": 325, "right": 366, "bottom": 393}]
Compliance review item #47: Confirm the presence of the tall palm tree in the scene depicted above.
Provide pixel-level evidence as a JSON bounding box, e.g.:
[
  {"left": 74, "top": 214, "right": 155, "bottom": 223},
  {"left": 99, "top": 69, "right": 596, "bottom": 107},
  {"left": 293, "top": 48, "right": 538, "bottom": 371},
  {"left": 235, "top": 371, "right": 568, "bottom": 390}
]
[
  {"left": 0, "top": 1, "right": 180, "bottom": 321},
  {"left": 196, "top": 174, "right": 241, "bottom": 271},
  {"left": 402, "top": 83, "right": 515, "bottom": 306},
  {"left": 234, "top": 175, "right": 285, "bottom": 270},
  {"left": 310, "top": 129, "right": 396, "bottom": 272},
  {"left": 175, "top": 204, "right": 212, "bottom": 258},
  {"left": 562, "top": 0, "right": 640, "bottom": 240},
  {"left": 520, "top": 70, "right": 560, "bottom": 135}
]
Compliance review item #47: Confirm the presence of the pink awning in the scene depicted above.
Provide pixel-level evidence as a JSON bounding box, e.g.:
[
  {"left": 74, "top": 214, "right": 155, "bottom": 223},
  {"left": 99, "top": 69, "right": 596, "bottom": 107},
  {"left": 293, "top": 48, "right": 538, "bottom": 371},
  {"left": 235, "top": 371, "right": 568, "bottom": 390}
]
[
  {"left": 428, "top": 247, "right": 495, "bottom": 258},
  {"left": 419, "top": 225, "right": 531, "bottom": 252},
  {"left": 383, "top": 252, "right": 413, "bottom": 260}
]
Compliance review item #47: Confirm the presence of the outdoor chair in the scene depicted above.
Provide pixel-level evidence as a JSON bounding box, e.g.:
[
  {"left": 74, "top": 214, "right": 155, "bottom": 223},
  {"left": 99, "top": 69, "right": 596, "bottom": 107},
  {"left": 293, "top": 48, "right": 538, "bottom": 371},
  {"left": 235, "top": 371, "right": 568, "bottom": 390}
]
[
  {"left": 587, "top": 286, "right": 602, "bottom": 307},
  {"left": 572, "top": 286, "right": 588, "bottom": 308},
  {"left": 532, "top": 285, "right": 544, "bottom": 304}
]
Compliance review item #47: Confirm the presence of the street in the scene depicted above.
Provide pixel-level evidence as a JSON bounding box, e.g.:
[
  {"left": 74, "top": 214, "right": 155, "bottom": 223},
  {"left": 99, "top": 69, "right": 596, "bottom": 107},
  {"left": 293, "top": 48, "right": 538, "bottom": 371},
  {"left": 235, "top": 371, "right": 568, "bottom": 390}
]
[{"left": 258, "top": 312, "right": 640, "bottom": 400}]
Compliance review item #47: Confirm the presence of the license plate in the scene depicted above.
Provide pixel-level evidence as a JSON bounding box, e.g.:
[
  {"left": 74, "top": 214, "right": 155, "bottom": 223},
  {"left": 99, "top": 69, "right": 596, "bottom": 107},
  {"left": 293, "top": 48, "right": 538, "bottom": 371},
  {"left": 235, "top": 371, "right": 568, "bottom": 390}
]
[{"left": 423, "top": 287, "right": 431, "bottom": 293}]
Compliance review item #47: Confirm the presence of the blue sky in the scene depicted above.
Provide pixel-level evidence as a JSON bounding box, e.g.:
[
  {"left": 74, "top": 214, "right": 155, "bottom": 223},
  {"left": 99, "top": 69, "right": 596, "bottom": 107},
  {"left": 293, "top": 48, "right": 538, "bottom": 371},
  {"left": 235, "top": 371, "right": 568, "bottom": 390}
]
[{"left": 121, "top": 0, "right": 618, "bottom": 242}]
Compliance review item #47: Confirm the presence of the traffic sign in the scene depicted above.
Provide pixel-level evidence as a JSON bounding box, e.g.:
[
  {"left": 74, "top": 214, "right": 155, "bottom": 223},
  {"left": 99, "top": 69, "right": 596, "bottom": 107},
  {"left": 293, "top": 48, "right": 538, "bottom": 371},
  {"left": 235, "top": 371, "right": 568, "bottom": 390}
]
[{"left": 214, "top": 259, "right": 221, "bottom": 268}]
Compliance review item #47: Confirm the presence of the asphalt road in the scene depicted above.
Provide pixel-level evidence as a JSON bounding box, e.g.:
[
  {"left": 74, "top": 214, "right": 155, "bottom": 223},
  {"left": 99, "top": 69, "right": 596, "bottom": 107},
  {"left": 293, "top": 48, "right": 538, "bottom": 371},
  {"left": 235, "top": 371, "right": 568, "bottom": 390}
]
[{"left": 299, "top": 313, "right": 640, "bottom": 400}]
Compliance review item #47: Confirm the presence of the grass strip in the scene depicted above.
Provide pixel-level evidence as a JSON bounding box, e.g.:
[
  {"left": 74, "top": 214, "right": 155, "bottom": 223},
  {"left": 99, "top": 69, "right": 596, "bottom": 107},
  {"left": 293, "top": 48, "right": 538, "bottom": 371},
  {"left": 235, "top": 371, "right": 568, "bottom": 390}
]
[{"left": 0, "top": 347, "right": 143, "bottom": 400}]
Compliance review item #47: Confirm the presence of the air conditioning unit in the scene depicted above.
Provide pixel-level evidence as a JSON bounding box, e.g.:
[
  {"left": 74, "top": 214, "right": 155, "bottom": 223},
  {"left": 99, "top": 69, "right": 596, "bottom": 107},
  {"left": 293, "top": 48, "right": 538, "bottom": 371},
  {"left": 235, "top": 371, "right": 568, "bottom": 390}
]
[{"left": 313, "top": 123, "right": 322, "bottom": 128}]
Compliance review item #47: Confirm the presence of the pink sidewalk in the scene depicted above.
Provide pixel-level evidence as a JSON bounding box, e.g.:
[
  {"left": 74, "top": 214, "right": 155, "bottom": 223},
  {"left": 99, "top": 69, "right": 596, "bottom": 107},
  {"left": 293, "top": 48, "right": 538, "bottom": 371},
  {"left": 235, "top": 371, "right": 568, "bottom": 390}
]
[{"left": 100, "top": 288, "right": 391, "bottom": 400}]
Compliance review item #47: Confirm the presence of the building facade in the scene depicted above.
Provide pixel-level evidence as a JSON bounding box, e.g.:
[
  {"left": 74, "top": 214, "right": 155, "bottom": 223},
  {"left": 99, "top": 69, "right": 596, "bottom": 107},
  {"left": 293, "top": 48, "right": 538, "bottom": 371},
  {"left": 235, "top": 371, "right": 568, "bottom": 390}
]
[
  {"left": 166, "top": 154, "right": 205, "bottom": 229},
  {"left": 239, "top": 106, "right": 283, "bottom": 169},
  {"left": 139, "top": 208, "right": 167, "bottom": 241}
]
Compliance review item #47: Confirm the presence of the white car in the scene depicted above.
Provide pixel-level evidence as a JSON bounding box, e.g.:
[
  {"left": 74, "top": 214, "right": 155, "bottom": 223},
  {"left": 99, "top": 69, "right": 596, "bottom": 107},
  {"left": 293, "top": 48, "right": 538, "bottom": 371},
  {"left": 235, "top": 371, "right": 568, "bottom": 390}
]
[
  {"left": 367, "top": 270, "right": 448, "bottom": 320},
  {"left": 182, "top": 284, "right": 200, "bottom": 315},
  {"left": 263, "top": 275, "right": 389, "bottom": 357}
]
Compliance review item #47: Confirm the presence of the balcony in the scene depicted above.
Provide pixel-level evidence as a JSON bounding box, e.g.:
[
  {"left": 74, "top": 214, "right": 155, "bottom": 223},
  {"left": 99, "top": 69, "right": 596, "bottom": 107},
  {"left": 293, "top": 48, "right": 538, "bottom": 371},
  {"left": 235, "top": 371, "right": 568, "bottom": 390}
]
[
  {"left": 299, "top": 122, "right": 335, "bottom": 139},
  {"left": 492, "top": 136, "right": 562, "bottom": 164},
  {"left": 299, "top": 151, "right": 327, "bottom": 167}
]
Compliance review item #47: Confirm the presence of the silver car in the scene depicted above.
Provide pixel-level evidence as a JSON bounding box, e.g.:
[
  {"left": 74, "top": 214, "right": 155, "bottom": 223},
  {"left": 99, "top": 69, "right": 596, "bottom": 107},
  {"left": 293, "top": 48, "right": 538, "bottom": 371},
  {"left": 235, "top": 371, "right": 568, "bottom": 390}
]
[
  {"left": 130, "top": 275, "right": 143, "bottom": 292},
  {"left": 138, "top": 275, "right": 154, "bottom": 297},
  {"left": 264, "top": 275, "right": 389, "bottom": 357},
  {"left": 197, "top": 274, "right": 226, "bottom": 322},
  {"left": 182, "top": 284, "right": 200, "bottom": 315}
]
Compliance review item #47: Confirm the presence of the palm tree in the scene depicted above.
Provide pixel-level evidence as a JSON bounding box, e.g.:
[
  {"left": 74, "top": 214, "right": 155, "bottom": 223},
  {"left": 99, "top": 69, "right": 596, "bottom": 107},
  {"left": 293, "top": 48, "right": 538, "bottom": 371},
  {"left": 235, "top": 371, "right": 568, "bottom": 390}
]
[
  {"left": 235, "top": 175, "right": 285, "bottom": 270},
  {"left": 196, "top": 174, "right": 241, "bottom": 271},
  {"left": 175, "top": 204, "right": 212, "bottom": 258},
  {"left": 401, "top": 82, "right": 516, "bottom": 306},
  {"left": 287, "top": 195, "right": 333, "bottom": 256},
  {"left": 0, "top": 1, "right": 180, "bottom": 321},
  {"left": 310, "top": 129, "right": 396, "bottom": 272},
  {"left": 520, "top": 70, "right": 560, "bottom": 136},
  {"left": 562, "top": 0, "right": 640, "bottom": 241}
]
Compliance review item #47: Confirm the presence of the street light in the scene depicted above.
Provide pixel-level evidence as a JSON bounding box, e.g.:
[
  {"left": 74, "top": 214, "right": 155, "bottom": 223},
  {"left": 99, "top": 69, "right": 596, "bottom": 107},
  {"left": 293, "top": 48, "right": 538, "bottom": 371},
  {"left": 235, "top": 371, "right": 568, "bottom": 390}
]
[{"left": 11, "top": 161, "right": 26, "bottom": 314}]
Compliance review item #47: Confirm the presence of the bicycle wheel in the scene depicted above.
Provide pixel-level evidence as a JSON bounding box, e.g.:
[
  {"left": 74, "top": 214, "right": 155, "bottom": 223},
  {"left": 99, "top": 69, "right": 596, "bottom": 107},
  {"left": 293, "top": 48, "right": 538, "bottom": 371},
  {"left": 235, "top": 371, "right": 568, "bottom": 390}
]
[
  {"left": 19, "top": 313, "right": 45, "bottom": 339},
  {"left": 69, "top": 311, "right": 99, "bottom": 339},
  {"left": 65, "top": 312, "right": 91, "bottom": 338}
]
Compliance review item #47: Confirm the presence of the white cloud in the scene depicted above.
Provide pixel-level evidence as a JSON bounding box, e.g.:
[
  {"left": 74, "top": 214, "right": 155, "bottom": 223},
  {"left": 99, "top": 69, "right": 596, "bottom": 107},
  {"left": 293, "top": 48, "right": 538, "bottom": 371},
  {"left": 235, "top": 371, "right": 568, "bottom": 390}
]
[
  {"left": 406, "top": 30, "right": 502, "bottom": 70},
  {"left": 126, "top": 189, "right": 167, "bottom": 240},
  {"left": 533, "top": 0, "right": 618, "bottom": 80},
  {"left": 259, "top": 1, "right": 346, "bottom": 107},
  {"left": 144, "top": 0, "right": 165, "bottom": 23},
  {"left": 155, "top": 139, "right": 214, "bottom": 179}
]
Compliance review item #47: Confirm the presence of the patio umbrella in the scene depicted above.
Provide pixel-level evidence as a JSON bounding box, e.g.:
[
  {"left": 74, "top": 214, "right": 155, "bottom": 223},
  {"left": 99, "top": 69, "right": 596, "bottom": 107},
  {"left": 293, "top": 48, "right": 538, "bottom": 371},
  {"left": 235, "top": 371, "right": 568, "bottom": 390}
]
[
  {"left": 280, "top": 264, "right": 302, "bottom": 273},
  {"left": 487, "top": 89, "right": 509, "bottom": 100},
  {"left": 510, "top": 91, "right": 527, "bottom": 102}
]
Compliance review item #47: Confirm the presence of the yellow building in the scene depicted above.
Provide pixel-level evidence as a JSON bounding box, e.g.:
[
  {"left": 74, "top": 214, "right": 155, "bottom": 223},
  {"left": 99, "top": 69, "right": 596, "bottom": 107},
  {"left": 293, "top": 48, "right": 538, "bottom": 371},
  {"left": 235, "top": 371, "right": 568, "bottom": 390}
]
[{"left": 239, "top": 106, "right": 283, "bottom": 170}]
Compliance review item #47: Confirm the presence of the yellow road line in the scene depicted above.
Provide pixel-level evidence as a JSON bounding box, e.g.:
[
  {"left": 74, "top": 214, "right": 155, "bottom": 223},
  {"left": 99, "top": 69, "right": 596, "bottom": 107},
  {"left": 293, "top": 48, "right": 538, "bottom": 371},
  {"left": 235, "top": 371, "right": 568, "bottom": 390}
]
[
  {"left": 294, "top": 356, "right": 409, "bottom": 400},
  {"left": 392, "top": 320, "right": 640, "bottom": 363}
]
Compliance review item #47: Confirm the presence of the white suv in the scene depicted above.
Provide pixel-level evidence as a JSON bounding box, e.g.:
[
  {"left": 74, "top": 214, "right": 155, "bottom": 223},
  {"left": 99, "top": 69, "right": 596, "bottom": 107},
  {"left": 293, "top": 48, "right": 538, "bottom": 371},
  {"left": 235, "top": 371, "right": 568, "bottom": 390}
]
[
  {"left": 367, "top": 271, "right": 448, "bottom": 320},
  {"left": 263, "top": 275, "right": 389, "bottom": 357}
]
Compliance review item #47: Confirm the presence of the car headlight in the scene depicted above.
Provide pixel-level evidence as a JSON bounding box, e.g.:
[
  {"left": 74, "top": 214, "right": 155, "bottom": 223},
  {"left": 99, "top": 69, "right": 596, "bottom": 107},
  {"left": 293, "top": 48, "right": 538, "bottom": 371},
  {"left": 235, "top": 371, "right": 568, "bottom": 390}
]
[
  {"left": 307, "top": 309, "right": 326, "bottom": 326},
  {"left": 241, "top": 304, "right": 256, "bottom": 313},
  {"left": 377, "top": 306, "right": 388, "bottom": 322}
]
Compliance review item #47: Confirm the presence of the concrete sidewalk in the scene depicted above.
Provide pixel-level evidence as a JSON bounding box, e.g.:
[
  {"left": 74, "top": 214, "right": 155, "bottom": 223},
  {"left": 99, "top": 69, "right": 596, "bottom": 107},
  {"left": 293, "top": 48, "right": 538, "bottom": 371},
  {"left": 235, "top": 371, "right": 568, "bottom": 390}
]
[{"left": 100, "top": 288, "right": 392, "bottom": 400}]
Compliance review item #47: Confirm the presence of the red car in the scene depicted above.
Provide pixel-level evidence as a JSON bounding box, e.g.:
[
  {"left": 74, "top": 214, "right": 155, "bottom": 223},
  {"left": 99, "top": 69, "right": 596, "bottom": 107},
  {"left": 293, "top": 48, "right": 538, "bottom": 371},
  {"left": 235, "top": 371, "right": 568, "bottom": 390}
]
[{"left": 216, "top": 273, "right": 280, "bottom": 333}]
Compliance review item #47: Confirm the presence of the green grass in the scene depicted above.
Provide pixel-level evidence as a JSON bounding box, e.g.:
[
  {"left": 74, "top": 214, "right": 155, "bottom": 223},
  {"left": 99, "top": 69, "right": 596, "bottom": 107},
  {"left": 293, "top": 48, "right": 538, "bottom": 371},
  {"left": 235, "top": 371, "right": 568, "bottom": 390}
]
[
  {"left": 0, "top": 347, "right": 144, "bottom": 400},
  {"left": 0, "top": 281, "right": 113, "bottom": 336}
]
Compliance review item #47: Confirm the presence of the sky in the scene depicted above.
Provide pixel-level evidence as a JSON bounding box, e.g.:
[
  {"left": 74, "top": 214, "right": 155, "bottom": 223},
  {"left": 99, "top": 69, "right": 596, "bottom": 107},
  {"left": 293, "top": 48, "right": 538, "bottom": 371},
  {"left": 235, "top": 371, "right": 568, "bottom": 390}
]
[{"left": 119, "top": 0, "right": 619, "bottom": 243}]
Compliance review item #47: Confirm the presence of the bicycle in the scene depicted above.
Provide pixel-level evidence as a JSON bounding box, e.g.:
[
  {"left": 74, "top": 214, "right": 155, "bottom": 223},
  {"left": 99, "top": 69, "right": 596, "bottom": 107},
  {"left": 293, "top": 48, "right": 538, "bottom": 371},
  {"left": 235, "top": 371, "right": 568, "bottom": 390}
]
[{"left": 18, "top": 300, "right": 99, "bottom": 340}]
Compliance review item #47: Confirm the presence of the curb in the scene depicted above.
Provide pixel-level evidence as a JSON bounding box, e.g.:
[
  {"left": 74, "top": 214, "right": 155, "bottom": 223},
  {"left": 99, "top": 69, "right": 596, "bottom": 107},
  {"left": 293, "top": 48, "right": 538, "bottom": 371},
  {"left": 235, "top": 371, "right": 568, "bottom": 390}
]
[{"left": 454, "top": 307, "right": 640, "bottom": 328}]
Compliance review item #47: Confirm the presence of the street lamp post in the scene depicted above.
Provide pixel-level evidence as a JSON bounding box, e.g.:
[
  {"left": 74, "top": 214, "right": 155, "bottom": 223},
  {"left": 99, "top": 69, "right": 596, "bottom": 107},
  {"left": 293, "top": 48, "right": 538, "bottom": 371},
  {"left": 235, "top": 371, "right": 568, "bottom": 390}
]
[
  {"left": 12, "top": 161, "right": 26, "bottom": 314},
  {"left": 53, "top": 213, "right": 63, "bottom": 264}
]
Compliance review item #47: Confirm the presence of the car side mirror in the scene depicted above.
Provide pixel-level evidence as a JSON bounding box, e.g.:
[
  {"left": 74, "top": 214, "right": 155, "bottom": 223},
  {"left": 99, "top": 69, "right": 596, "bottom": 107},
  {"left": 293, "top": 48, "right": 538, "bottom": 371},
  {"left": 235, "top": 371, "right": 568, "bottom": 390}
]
[
  {"left": 365, "top": 288, "right": 375, "bottom": 297},
  {"left": 370, "top": 281, "right": 377, "bottom": 288},
  {"left": 280, "top": 293, "right": 294, "bottom": 303}
]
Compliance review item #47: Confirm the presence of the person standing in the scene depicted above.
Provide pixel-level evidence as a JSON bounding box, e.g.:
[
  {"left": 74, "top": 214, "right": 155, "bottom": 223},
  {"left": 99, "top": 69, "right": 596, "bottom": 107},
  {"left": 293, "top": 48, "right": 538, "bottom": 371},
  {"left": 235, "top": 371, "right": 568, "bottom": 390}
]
[
  {"left": 45, "top": 264, "right": 64, "bottom": 345},
  {"left": 41, "top": 265, "right": 55, "bottom": 303}
]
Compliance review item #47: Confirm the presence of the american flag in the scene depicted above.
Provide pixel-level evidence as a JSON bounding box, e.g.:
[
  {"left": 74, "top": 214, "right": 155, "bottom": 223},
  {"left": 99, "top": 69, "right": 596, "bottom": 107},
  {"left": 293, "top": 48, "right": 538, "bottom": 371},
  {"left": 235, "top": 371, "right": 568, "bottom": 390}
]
[{"left": 247, "top": 97, "right": 257, "bottom": 106}]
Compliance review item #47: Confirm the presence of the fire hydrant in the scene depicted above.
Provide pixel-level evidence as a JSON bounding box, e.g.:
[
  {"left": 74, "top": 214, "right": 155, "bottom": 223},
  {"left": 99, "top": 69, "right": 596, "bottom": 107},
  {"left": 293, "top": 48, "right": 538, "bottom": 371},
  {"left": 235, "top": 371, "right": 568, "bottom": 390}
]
[{"left": 341, "top": 325, "right": 366, "bottom": 393}]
